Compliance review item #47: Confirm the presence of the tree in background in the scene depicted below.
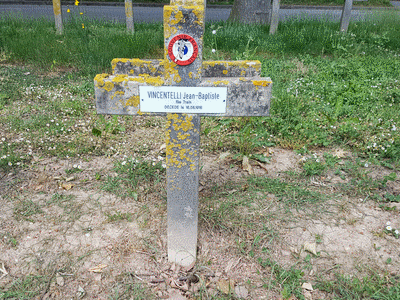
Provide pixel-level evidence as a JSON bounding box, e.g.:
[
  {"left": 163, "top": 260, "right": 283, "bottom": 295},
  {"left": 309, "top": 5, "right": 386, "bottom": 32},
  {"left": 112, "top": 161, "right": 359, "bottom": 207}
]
[{"left": 228, "top": 0, "right": 272, "bottom": 24}]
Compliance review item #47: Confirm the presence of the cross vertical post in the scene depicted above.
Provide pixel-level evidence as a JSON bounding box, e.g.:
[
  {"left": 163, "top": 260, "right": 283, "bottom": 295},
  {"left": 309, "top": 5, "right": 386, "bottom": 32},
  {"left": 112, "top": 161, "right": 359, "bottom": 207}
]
[{"left": 163, "top": 0, "right": 205, "bottom": 267}]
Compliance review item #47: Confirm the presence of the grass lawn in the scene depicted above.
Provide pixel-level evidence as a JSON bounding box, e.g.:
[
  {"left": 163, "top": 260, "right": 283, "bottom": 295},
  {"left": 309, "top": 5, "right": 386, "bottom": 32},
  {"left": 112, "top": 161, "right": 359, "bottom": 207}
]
[
  {"left": 28, "top": 0, "right": 395, "bottom": 6},
  {"left": 1, "top": 9, "right": 400, "bottom": 300}
]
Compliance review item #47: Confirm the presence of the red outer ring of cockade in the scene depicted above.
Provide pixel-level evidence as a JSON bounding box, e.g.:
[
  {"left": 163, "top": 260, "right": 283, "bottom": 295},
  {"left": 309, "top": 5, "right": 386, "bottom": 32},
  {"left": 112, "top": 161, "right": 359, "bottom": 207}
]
[{"left": 168, "top": 34, "right": 198, "bottom": 66}]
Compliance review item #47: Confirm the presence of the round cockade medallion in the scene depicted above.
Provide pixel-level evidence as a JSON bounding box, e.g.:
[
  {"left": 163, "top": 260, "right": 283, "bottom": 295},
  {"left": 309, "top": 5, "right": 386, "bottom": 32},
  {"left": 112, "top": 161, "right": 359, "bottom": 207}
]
[{"left": 168, "top": 34, "right": 198, "bottom": 66}]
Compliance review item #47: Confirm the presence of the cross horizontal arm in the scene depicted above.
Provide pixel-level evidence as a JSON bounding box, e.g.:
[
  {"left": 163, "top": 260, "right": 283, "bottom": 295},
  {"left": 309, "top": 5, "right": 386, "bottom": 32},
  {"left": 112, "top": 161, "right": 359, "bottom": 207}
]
[
  {"left": 112, "top": 59, "right": 263, "bottom": 78},
  {"left": 94, "top": 74, "right": 271, "bottom": 117},
  {"left": 95, "top": 59, "right": 271, "bottom": 117}
]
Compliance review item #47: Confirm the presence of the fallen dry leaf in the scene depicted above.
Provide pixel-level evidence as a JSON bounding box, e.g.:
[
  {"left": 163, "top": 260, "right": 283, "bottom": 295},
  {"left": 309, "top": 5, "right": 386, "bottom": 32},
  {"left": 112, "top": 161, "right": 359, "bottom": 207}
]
[
  {"left": 304, "top": 242, "right": 317, "bottom": 255},
  {"left": 0, "top": 263, "right": 8, "bottom": 279},
  {"left": 61, "top": 183, "right": 74, "bottom": 190},
  {"left": 242, "top": 156, "right": 253, "bottom": 174},
  {"left": 242, "top": 156, "right": 253, "bottom": 175},
  {"left": 216, "top": 151, "right": 231, "bottom": 162},
  {"left": 88, "top": 264, "right": 107, "bottom": 273},
  {"left": 56, "top": 273, "right": 64, "bottom": 286},
  {"left": 333, "top": 148, "right": 346, "bottom": 158},
  {"left": 217, "top": 278, "right": 235, "bottom": 294},
  {"left": 302, "top": 282, "right": 313, "bottom": 291},
  {"left": 234, "top": 285, "right": 248, "bottom": 299},
  {"left": 257, "top": 161, "right": 268, "bottom": 173}
]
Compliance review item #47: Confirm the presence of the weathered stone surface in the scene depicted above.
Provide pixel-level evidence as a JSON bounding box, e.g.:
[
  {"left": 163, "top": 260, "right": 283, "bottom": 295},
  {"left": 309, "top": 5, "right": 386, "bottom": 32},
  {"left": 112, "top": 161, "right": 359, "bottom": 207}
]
[
  {"left": 166, "top": 113, "right": 200, "bottom": 267},
  {"left": 94, "top": 74, "right": 271, "bottom": 117},
  {"left": 112, "top": 59, "right": 262, "bottom": 78},
  {"left": 113, "top": 59, "right": 164, "bottom": 77}
]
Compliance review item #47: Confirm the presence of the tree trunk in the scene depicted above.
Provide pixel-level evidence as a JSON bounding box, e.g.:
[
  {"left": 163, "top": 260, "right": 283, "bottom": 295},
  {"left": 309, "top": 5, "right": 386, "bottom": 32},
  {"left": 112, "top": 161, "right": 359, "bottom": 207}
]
[{"left": 228, "top": 0, "right": 271, "bottom": 24}]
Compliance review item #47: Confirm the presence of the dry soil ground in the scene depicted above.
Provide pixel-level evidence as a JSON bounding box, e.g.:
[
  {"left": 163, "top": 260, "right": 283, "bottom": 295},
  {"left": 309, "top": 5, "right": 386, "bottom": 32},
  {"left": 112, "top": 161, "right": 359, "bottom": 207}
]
[{"left": 1, "top": 117, "right": 400, "bottom": 299}]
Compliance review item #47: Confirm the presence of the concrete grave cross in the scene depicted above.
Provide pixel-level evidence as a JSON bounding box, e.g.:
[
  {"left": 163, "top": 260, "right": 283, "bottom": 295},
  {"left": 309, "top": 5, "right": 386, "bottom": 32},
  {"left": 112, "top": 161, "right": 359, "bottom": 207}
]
[{"left": 94, "top": 0, "right": 272, "bottom": 267}]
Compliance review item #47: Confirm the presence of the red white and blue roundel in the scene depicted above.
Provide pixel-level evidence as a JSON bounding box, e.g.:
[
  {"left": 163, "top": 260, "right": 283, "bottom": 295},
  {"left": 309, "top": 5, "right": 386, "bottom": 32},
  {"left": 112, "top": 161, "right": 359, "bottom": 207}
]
[{"left": 168, "top": 34, "right": 198, "bottom": 66}]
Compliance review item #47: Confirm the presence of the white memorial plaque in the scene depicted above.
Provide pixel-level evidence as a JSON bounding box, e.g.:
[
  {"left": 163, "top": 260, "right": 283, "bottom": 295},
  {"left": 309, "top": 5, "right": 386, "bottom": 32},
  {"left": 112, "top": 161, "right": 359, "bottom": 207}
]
[{"left": 140, "top": 86, "right": 227, "bottom": 114}]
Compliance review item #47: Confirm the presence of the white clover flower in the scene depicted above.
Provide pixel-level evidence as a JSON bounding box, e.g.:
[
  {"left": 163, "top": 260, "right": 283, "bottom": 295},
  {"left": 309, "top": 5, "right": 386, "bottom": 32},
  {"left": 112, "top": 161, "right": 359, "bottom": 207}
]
[
  {"left": 212, "top": 30, "right": 217, "bottom": 34},
  {"left": 386, "top": 225, "right": 392, "bottom": 231},
  {"left": 212, "top": 49, "right": 216, "bottom": 53}
]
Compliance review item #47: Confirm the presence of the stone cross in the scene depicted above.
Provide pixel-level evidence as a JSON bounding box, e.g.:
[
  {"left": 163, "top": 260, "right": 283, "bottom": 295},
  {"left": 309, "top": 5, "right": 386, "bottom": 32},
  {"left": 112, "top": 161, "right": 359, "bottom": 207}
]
[{"left": 94, "top": 0, "right": 272, "bottom": 267}]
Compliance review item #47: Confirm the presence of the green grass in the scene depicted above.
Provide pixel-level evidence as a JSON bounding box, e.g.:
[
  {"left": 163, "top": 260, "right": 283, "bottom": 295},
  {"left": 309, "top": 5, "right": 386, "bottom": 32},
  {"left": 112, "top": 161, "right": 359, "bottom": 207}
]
[
  {"left": 0, "top": 275, "right": 50, "bottom": 299},
  {"left": 316, "top": 271, "right": 400, "bottom": 299},
  {"left": 102, "top": 158, "right": 165, "bottom": 200},
  {"left": 30, "top": 0, "right": 394, "bottom": 6}
]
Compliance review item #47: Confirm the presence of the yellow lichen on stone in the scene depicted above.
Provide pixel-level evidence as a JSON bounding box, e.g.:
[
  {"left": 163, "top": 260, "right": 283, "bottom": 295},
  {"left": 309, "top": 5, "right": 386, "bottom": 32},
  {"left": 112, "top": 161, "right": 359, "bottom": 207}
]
[
  {"left": 162, "top": 58, "right": 181, "bottom": 84},
  {"left": 177, "top": 132, "right": 190, "bottom": 140},
  {"left": 203, "top": 60, "right": 261, "bottom": 72},
  {"left": 252, "top": 80, "right": 272, "bottom": 87},
  {"left": 112, "top": 74, "right": 128, "bottom": 84},
  {"left": 213, "top": 80, "right": 229, "bottom": 86},
  {"left": 103, "top": 82, "right": 114, "bottom": 92},
  {"left": 241, "top": 70, "right": 246, "bottom": 76},
  {"left": 124, "top": 95, "right": 140, "bottom": 107},
  {"left": 164, "top": 6, "right": 179, "bottom": 38},
  {"left": 189, "top": 5, "right": 204, "bottom": 27},
  {"left": 171, "top": 0, "right": 204, "bottom": 5},
  {"left": 94, "top": 73, "right": 110, "bottom": 88},
  {"left": 144, "top": 76, "right": 164, "bottom": 86},
  {"left": 111, "top": 58, "right": 129, "bottom": 71},
  {"left": 172, "top": 114, "right": 194, "bottom": 132},
  {"left": 170, "top": 10, "right": 183, "bottom": 25},
  {"left": 165, "top": 114, "right": 197, "bottom": 169},
  {"left": 111, "top": 91, "right": 124, "bottom": 100}
]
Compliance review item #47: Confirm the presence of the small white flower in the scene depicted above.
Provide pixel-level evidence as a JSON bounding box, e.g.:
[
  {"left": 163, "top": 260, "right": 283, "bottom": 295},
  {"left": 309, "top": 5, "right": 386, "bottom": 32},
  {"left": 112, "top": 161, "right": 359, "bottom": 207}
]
[
  {"left": 212, "top": 49, "right": 216, "bottom": 53},
  {"left": 364, "top": 163, "right": 369, "bottom": 168},
  {"left": 212, "top": 30, "right": 216, "bottom": 35},
  {"left": 386, "top": 221, "right": 391, "bottom": 226},
  {"left": 386, "top": 225, "right": 392, "bottom": 231},
  {"left": 121, "top": 161, "right": 126, "bottom": 165},
  {"left": 395, "top": 230, "right": 399, "bottom": 235},
  {"left": 8, "top": 162, "right": 12, "bottom": 166},
  {"left": 392, "top": 125, "right": 396, "bottom": 131}
]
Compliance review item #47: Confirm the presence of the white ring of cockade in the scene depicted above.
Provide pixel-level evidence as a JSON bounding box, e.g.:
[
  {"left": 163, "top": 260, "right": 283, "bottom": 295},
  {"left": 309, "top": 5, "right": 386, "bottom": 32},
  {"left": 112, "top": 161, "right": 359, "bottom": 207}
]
[{"left": 168, "top": 34, "right": 198, "bottom": 66}]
